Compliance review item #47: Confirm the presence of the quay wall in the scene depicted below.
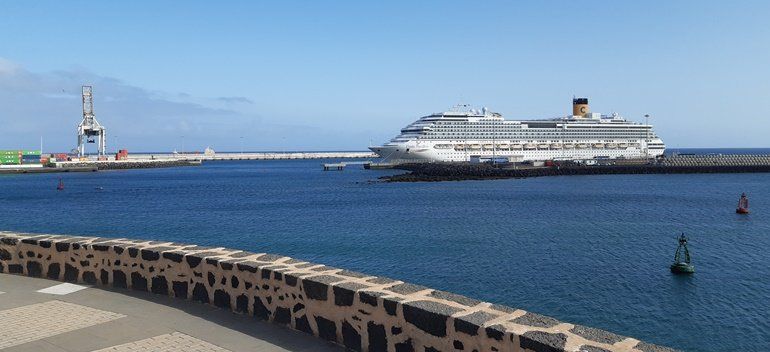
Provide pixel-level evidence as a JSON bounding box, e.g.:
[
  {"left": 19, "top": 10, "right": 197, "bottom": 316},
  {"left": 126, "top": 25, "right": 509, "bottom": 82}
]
[
  {"left": 0, "top": 231, "right": 674, "bottom": 352},
  {"left": 129, "top": 151, "right": 377, "bottom": 161},
  {"left": 386, "top": 161, "right": 770, "bottom": 182}
]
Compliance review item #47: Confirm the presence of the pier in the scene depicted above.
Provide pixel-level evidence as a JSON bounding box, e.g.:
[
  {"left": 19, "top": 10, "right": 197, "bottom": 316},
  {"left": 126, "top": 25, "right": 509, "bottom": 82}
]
[{"left": 383, "top": 154, "right": 770, "bottom": 182}]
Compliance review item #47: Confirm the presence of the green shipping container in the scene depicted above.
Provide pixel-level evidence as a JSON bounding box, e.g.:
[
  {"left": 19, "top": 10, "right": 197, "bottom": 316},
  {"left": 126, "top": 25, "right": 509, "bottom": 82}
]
[{"left": 22, "top": 150, "right": 41, "bottom": 155}]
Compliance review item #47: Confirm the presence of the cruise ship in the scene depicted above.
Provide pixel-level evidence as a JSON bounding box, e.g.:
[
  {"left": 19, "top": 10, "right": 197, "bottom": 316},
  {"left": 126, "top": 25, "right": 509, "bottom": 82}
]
[{"left": 370, "top": 98, "right": 665, "bottom": 163}]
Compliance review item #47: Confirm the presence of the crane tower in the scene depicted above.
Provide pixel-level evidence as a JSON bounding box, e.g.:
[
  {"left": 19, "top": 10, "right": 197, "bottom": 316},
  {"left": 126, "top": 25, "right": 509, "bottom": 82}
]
[{"left": 77, "top": 86, "right": 106, "bottom": 157}]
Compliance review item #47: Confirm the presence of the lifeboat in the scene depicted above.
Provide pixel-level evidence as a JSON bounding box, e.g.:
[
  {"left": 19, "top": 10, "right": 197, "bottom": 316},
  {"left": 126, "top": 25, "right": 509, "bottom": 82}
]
[
  {"left": 538, "top": 144, "right": 549, "bottom": 149},
  {"left": 454, "top": 144, "right": 465, "bottom": 150},
  {"left": 497, "top": 144, "right": 510, "bottom": 149},
  {"left": 524, "top": 143, "right": 537, "bottom": 150},
  {"left": 619, "top": 143, "right": 629, "bottom": 149},
  {"left": 550, "top": 143, "right": 562, "bottom": 149},
  {"left": 564, "top": 143, "right": 575, "bottom": 149},
  {"left": 593, "top": 143, "right": 605, "bottom": 148},
  {"left": 577, "top": 143, "right": 588, "bottom": 149},
  {"left": 606, "top": 143, "right": 617, "bottom": 149},
  {"left": 469, "top": 144, "right": 482, "bottom": 150},
  {"left": 736, "top": 193, "right": 750, "bottom": 214},
  {"left": 512, "top": 144, "right": 524, "bottom": 150},
  {"left": 483, "top": 144, "right": 494, "bottom": 150},
  {"left": 434, "top": 144, "right": 452, "bottom": 149}
]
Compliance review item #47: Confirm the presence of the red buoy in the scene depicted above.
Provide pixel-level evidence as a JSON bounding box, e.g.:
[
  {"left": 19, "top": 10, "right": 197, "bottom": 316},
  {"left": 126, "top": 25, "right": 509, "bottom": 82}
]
[{"left": 736, "top": 193, "right": 749, "bottom": 214}]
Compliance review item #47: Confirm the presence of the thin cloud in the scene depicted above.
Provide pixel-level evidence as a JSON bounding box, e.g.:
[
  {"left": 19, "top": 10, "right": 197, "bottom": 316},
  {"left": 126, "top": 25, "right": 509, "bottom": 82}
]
[{"left": 217, "top": 96, "right": 254, "bottom": 104}]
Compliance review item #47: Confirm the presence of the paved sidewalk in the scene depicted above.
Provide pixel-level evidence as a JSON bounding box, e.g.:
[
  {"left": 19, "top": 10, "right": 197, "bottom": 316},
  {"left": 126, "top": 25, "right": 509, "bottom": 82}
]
[{"left": 0, "top": 274, "right": 341, "bottom": 352}]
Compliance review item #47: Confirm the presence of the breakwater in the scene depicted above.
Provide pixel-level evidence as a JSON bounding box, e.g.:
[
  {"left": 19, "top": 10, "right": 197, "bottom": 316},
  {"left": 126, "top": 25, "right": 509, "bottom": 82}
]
[
  {"left": 0, "top": 231, "right": 674, "bottom": 352},
  {"left": 57, "top": 159, "right": 201, "bottom": 171},
  {"left": 384, "top": 155, "right": 770, "bottom": 182}
]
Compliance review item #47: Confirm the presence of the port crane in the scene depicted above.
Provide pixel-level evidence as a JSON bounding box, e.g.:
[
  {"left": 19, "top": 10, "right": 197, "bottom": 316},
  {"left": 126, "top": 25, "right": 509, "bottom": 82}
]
[{"left": 76, "top": 86, "right": 106, "bottom": 158}]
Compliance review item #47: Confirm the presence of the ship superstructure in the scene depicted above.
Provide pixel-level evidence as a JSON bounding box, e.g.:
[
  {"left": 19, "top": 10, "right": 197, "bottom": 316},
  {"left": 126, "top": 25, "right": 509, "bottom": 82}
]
[{"left": 370, "top": 98, "right": 665, "bottom": 163}]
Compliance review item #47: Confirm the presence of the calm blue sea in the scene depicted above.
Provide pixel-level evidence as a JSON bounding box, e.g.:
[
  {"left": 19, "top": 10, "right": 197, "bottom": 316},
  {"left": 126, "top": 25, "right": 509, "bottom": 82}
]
[{"left": 2, "top": 148, "right": 770, "bottom": 351}]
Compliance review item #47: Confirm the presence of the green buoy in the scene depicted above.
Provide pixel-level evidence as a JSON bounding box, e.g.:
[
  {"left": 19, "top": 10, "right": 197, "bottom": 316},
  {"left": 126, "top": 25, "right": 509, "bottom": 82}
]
[{"left": 670, "top": 233, "right": 695, "bottom": 274}]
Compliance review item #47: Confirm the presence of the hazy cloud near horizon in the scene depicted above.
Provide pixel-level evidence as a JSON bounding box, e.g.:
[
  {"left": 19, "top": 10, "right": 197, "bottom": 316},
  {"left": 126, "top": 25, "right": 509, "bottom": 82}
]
[{"left": 0, "top": 58, "right": 362, "bottom": 153}]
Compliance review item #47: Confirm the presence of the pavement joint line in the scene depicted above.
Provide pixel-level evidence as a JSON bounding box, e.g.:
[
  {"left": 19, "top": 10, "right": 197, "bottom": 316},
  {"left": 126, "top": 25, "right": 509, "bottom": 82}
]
[{"left": 36, "top": 282, "right": 90, "bottom": 295}]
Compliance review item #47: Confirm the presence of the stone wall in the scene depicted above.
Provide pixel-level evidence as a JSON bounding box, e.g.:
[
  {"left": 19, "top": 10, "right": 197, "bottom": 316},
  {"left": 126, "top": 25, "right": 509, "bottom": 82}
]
[{"left": 0, "top": 231, "right": 674, "bottom": 352}]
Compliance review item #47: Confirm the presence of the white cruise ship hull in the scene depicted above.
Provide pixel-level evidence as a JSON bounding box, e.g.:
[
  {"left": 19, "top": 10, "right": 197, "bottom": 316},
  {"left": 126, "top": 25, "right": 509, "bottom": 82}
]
[{"left": 370, "top": 142, "right": 664, "bottom": 163}]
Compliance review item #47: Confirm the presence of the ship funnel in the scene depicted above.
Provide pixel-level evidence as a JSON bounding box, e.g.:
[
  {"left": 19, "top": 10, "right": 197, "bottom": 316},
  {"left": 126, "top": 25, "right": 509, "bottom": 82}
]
[{"left": 572, "top": 97, "right": 589, "bottom": 117}]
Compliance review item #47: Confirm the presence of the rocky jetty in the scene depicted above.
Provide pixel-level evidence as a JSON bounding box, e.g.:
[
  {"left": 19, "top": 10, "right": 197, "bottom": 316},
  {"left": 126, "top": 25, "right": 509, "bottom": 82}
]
[{"left": 65, "top": 159, "right": 202, "bottom": 171}]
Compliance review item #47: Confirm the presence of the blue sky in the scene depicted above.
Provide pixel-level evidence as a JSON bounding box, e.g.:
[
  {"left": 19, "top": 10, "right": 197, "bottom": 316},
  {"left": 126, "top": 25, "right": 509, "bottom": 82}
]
[{"left": 1, "top": 1, "right": 769, "bottom": 152}]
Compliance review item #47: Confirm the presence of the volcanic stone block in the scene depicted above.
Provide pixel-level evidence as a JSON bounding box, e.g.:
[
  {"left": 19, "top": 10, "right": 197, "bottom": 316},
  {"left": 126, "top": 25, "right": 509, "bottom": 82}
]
[
  {"left": 113, "top": 270, "right": 127, "bottom": 288},
  {"left": 173, "top": 281, "right": 188, "bottom": 299},
  {"left": 359, "top": 290, "right": 384, "bottom": 307},
  {"left": 429, "top": 290, "right": 481, "bottom": 307},
  {"left": 520, "top": 331, "right": 567, "bottom": 352},
  {"left": 285, "top": 273, "right": 298, "bottom": 286},
  {"left": 402, "top": 300, "right": 463, "bottom": 337},
  {"left": 151, "top": 276, "right": 168, "bottom": 295},
  {"left": 63, "top": 263, "right": 79, "bottom": 282},
  {"left": 0, "top": 248, "right": 11, "bottom": 260},
  {"left": 274, "top": 306, "right": 291, "bottom": 325},
  {"left": 55, "top": 242, "right": 69, "bottom": 252},
  {"left": 162, "top": 251, "right": 185, "bottom": 263},
  {"left": 386, "top": 283, "right": 431, "bottom": 295},
  {"left": 334, "top": 282, "right": 368, "bottom": 307},
  {"left": 295, "top": 315, "right": 313, "bottom": 334},
  {"left": 634, "top": 341, "right": 678, "bottom": 352},
  {"left": 570, "top": 325, "right": 625, "bottom": 345},
  {"left": 338, "top": 270, "right": 368, "bottom": 278},
  {"left": 1, "top": 237, "right": 18, "bottom": 245},
  {"left": 257, "top": 254, "right": 283, "bottom": 262},
  {"left": 315, "top": 316, "right": 337, "bottom": 342},
  {"left": 236, "top": 294, "right": 249, "bottom": 313},
  {"left": 131, "top": 272, "right": 148, "bottom": 291},
  {"left": 511, "top": 312, "right": 560, "bottom": 329},
  {"left": 208, "top": 272, "right": 216, "bottom": 287},
  {"left": 192, "top": 283, "right": 209, "bottom": 303},
  {"left": 38, "top": 240, "right": 52, "bottom": 248},
  {"left": 47, "top": 263, "right": 60, "bottom": 280},
  {"left": 253, "top": 296, "right": 271, "bottom": 320},
  {"left": 234, "top": 262, "right": 257, "bottom": 273},
  {"left": 303, "top": 275, "right": 344, "bottom": 301},
  {"left": 454, "top": 311, "right": 499, "bottom": 336},
  {"left": 367, "top": 322, "right": 387, "bottom": 352},
  {"left": 128, "top": 247, "right": 139, "bottom": 258},
  {"left": 383, "top": 298, "right": 401, "bottom": 316},
  {"left": 214, "top": 289, "right": 231, "bottom": 309},
  {"left": 342, "top": 321, "right": 361, "bottom": 352},
  {"left": 26, "top": 261, "right": 42, "bottom": 277},
  {"left": 485, "top": 324, "right": 505, "bottom": 341},
  {"left": 83, "top": 271, "right": 97, "bottom": 284},
  {"left": 100, "top": 269, "right": 109, "bottom": 284},
  {"left": 394, "top": 338, "right": 414, "bottom": 352},
  {"left": 8, "top": 264, "right": 22, "bottom": 274}
]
